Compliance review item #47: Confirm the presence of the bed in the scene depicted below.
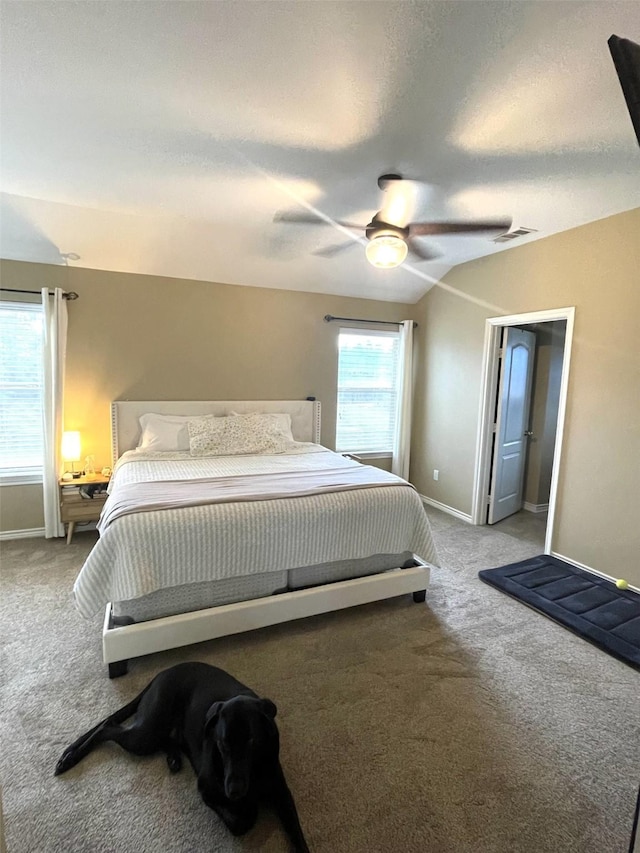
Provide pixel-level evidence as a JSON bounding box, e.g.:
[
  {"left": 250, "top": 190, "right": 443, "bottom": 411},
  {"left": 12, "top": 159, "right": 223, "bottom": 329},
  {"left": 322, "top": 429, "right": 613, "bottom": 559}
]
[{"left": 73, "top": 400, "right": 438, "bottom": 676}]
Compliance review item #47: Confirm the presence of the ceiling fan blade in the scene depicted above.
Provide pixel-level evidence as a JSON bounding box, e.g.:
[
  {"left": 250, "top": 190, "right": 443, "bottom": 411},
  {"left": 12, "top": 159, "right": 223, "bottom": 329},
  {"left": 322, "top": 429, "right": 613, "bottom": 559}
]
[
  {"left": 406, "top": 237, "right": 441, "bottom": 262},
  {"left": 312, "top": 240, "right": 360, "bottom": 258},
  {"left": 408, "top": 218, "right": 512, "bottom": 237},
  {"left": 274, "top": 211, "right": 365, "bottom": 231}
]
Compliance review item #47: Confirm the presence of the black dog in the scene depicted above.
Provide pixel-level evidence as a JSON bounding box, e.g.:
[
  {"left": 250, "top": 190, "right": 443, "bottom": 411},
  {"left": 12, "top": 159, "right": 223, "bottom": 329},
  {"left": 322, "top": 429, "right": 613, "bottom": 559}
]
[{"left": 55, "top": 661, "right": 309, "bottom": 852}]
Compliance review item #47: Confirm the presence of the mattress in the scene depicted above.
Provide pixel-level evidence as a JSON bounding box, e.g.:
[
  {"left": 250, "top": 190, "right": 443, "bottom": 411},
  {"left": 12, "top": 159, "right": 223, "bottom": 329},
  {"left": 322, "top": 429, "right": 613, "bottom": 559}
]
[{"left": 74, "top": 444, "right": 438, "bottom": 619}]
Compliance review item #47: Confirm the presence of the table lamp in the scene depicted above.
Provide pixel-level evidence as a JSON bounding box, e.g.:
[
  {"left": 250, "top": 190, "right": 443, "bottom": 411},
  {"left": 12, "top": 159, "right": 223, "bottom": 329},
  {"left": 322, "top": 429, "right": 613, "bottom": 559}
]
[{"left": 62, "top": 431, "right": 81, "bottom": 479}]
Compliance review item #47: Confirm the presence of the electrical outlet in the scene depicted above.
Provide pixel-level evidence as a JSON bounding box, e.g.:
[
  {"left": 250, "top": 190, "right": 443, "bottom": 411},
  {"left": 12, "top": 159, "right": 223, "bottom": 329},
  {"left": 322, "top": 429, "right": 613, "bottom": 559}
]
[{"left": 433, "top": 469, "right": 439, "bottom": 481}]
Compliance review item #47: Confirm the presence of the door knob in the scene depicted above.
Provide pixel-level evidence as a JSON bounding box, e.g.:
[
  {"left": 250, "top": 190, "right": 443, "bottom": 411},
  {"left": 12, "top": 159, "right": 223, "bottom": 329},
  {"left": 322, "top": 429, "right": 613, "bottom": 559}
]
[{"left": 524, "top": 430, "right": 533, "bottom": 436}]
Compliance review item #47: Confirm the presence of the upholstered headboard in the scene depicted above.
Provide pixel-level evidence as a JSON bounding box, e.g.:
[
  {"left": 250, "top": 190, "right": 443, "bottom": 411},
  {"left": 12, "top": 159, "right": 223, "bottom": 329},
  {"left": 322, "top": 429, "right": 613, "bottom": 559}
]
[{"left": 110, "top": 399, "right": 322, "bottom": 462}]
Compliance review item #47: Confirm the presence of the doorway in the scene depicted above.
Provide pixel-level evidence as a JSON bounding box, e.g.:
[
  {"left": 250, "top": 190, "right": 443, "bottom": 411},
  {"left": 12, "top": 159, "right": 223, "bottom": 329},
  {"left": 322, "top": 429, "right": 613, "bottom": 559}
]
[{"left": 471, "top": 307, "right": 575, "bottom": 555}]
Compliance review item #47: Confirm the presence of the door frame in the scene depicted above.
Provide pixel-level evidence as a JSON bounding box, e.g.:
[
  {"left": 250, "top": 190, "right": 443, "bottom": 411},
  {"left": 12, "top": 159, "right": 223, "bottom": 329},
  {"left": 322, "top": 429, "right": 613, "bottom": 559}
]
[{"left": 471, "top": 306, "right": 575, "bottom": 554}]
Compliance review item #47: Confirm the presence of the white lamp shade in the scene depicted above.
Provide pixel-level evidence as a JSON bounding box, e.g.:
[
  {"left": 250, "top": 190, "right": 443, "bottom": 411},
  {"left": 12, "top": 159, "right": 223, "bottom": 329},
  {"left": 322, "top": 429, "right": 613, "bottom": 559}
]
[
  {"left": 61, "top": 431, "right": 81, "bottom": 462},
  {"left": 365, "top": 234, "right": 408, "bottom": 268}
]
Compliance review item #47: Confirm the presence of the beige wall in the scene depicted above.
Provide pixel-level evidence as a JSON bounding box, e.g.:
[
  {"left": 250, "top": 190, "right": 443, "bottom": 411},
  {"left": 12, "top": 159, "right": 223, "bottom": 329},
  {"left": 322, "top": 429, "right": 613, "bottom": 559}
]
[
  {"left": 412, "top": 207, "right": 640, "bottom": 584},
  {"left": 0, "top": 260, "right": 412, "bottom": 531}
]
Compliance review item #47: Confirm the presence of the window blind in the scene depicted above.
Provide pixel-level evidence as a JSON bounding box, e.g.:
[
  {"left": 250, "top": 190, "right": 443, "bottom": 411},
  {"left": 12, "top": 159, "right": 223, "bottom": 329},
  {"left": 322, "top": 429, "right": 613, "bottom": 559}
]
[
  {"left": 336, "top": 328, "right": 400, "bottom": 453},
  {"left": 0, "top": 301, "right": 44, "bottom": 480}
]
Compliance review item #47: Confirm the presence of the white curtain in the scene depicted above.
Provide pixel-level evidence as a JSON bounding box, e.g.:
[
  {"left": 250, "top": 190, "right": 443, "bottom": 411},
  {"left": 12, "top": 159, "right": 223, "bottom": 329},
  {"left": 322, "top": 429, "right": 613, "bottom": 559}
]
[
  {"left": 42, "top": 288, "right": 68, "bottom": 538},
  {"left": 392, "top": 320, "right": 414, "bottom": 481}
]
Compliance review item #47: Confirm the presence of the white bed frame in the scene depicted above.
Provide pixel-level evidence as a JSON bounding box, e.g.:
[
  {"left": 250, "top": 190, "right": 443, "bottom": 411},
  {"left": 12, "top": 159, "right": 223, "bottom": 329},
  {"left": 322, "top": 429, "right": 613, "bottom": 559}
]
[{"left": 102, "top": 400, "right": 431, "bottom": 674}]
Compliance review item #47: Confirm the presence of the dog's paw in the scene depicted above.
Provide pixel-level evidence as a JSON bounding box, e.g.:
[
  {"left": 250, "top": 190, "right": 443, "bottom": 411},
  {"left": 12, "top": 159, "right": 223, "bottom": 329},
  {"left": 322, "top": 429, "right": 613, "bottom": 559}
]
[{"left": 54, "top": 746, "right": 78, "bottom": 776}]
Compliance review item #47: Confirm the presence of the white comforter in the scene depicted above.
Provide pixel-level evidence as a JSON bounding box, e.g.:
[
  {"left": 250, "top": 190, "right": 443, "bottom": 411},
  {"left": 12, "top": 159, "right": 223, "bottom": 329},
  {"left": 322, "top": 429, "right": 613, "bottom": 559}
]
[{"left": 73, "top": 445, "right": 438, "bottom": 617}]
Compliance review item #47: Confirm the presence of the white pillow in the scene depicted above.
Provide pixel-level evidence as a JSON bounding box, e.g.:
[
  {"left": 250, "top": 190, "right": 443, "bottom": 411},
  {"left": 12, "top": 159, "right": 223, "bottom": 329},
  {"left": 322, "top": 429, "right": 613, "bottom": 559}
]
[
  {"left": 188, "top": 413, "right": 294, "bottom": 457},
  {"left": 137, "top": 413, "right": 214, "bottom": 452}
]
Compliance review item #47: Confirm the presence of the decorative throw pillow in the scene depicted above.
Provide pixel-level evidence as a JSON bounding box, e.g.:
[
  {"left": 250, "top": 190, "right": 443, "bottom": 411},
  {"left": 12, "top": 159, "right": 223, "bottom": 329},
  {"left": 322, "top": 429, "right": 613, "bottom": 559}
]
[
  {"left": 229, "top": 412, "right": 295, "bottom": 443},
  {"left": 188, "top": 413, "right": 293, "bottom": 457}
]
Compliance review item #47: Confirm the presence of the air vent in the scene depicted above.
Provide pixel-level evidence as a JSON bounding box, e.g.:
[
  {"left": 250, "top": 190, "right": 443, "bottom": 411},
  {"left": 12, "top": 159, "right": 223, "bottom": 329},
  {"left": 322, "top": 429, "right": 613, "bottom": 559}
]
[{"left": 493, "top": 227, "right": 538, "bottom": 243}]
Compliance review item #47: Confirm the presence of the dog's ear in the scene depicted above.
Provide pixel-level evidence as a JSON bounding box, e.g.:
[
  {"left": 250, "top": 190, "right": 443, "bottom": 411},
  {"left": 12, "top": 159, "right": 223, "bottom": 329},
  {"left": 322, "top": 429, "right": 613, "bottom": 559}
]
[
  {"left": 204, "top": 701, "right": 224, "bottom": 733},
  {"left": 260, "top": 698, "right": 277, "bottom": 719}
]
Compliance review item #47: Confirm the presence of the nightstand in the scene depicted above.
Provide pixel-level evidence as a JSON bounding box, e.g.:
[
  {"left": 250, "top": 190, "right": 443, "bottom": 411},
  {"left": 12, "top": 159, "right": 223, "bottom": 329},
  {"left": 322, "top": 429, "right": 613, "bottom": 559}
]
[{"left": 59, "top": 474, "right": 110, "bottom": 544}]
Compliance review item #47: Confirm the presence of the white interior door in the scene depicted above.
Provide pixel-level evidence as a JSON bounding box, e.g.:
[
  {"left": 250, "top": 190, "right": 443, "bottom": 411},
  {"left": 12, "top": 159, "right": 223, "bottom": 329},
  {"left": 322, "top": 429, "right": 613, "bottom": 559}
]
[{"left": 488, "top": 327, "right": 536, "bottom": 524}]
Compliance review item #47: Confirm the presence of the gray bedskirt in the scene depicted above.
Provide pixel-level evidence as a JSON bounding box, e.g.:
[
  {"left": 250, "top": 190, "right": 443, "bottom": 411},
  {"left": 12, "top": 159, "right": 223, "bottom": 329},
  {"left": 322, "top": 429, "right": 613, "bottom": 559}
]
[{"left": 112, "top": 551, "right": 417, "bottom": 622}]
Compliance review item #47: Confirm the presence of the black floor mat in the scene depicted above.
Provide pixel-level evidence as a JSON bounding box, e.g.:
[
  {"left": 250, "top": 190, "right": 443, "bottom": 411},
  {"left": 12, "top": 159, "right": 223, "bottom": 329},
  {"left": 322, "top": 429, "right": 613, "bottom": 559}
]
[{"left": 479, "top": 555, "right": 640, "bottom": 669}]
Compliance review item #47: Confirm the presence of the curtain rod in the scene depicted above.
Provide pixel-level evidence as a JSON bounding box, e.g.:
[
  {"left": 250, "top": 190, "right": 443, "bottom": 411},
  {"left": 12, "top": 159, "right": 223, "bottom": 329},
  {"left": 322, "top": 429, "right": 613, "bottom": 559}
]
[
  {"left": 324, "top": 314, "right": 417, "bottom": 328},
  {"left": 0, "top": 288, "right": 78, "bottom": 300}
]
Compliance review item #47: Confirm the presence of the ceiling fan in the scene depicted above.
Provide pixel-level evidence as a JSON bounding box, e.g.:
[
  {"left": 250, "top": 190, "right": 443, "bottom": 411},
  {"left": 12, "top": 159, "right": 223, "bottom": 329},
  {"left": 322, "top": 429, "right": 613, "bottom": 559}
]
[{"left": 274, "top": 174, "right": 512, "bottom": 268}]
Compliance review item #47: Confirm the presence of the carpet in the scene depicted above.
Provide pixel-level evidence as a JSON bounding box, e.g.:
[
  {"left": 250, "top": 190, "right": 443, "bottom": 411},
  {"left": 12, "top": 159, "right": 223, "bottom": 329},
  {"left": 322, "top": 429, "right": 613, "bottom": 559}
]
[
  {"left": 3, "top": 515, "right": 639, "bottom": 853},
  {"left": 479, "top": 555, "right": 640, "bottom": 669}
]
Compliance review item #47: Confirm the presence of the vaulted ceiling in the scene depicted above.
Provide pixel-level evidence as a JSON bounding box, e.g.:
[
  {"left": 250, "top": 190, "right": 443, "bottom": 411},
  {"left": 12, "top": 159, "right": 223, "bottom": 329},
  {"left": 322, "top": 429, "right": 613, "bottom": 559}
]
[{"left": 1, "top": 1, "right": 639, "bottom": 303}]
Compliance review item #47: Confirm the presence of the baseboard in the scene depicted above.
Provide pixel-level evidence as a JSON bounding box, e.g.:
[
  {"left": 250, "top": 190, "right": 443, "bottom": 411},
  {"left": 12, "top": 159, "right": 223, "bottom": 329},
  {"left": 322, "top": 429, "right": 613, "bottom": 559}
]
[
  {"left": 420, "top": 495, "right": 473, "bottom": 524},
  {"left": 1, "top": 521, "right": 97, "bottom": 541},
  {"left": 523, "top": 502, "right": 549, "bottom": 514},
  {"left": 0, "top": 527, "right": 45, "bottom": 540},
  {"left": 551, "top": 550, "right": 639, "bottom": 594}
]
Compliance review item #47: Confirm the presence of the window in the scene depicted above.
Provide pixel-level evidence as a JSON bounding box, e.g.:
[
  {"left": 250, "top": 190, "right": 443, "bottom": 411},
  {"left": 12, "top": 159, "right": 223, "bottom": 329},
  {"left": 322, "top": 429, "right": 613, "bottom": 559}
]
[
  {"left": 0, "top": 301, "right": 44, "bottom": 483},
  {"left": 335, "top": 328, "right": 400, "bottom": 454}
]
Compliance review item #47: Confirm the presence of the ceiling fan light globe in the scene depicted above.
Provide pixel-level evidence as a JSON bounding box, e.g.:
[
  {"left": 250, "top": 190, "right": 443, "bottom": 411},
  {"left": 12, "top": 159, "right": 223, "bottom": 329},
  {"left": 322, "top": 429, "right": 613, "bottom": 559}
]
[{"left": 365, "top": 235, "right": 408, "bottom": 268}]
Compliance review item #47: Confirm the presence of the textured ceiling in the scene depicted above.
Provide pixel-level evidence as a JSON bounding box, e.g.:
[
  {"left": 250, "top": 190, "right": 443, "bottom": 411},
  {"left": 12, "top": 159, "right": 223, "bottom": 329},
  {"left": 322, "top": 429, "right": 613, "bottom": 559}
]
[{"left": 1, "top": 1, "right": 639, "bottom": 303}]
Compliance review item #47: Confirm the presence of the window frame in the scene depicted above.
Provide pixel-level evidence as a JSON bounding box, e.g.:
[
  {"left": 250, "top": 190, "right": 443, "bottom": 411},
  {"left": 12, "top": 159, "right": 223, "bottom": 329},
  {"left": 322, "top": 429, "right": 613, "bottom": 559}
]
[
  {"left": 335, "top": 326, "right": 401, "bottom": 456},
  {"left": 0, "top": 299, "right": 45, "bottom": 486}
]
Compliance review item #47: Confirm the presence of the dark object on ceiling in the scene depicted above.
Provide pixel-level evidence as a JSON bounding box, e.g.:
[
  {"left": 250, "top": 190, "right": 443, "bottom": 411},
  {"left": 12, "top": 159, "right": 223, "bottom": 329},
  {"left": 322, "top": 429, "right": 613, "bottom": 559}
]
[{"left": 608, "top": 34, "right": 640, "bottom": 148}]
